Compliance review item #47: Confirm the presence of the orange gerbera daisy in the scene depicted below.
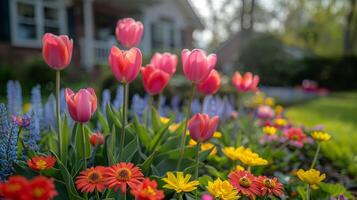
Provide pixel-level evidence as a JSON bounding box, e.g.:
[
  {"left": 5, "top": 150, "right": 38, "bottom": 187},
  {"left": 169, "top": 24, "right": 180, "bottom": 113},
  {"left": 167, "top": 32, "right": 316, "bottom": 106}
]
[
  {"left": 104, "top": 162, "right": 144, "bottom": 193},
  {"left": 229, "top": 170, "right": 261, "bottom": 199},
  {"left": 29, "top": 176, "right": 57, "bottom": 200},
  {"left": 27, "top": 155, "right": 56, "bottom": 171},
  {"left": 131, "top": 178, "right": 165, "bottom": 200},
  {"left": 76, "top": 166, "right": 106, "bottom": 193},
  {"left": 0, "top": 175, "right": 30, "bottom": 199},
  {"left": 256, "top": 176, "right": 285, "bottom": 197}
]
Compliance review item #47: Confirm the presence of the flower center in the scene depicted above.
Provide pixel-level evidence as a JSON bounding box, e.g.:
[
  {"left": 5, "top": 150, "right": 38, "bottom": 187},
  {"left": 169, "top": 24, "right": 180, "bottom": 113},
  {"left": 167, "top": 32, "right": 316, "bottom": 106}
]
[
  {"left": 32, "top": 187, "right": 45, "bottom": 197},
  {"left": 7, "top": 183, "right": 21, "bottom": 192},
  {"left": 117, "top": 168, "right": 131, "bottom": 181},
  {"left": 239, "top": 177, "right": 251, "bottom": 188},
  {"left": 292, "top": 135, "right": 299, "bottom": 140},
  {"left": 143, "top": 186, "right": 156, "bottom": 195},
  {"left": 263, "top": 179, "right": 276, "bottom": 189},
  {"left": 35, "top": 160, "right": 48, "bottom": 170},
  {"left": 88, "top": 171, "right": 102, "bottom": 183}
]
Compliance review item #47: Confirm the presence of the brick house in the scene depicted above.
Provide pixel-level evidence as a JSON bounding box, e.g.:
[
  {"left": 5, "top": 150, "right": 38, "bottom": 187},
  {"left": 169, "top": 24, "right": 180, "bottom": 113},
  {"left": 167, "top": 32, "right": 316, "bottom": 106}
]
[{"left": 0, "top": 0, "right": 203, "bottom": 69}]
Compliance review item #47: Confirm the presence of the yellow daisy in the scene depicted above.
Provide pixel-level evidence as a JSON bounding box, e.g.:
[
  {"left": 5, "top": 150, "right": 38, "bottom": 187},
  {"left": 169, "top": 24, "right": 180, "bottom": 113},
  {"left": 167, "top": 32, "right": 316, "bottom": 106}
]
[
  {"left": 207, "top": 178, "right": 240, "bottom": 200},
  {"left": 162, "top": 172, "right": 199, "bottom": 193},
  {"left": 296, "top": 169, "right": 326, "bottom": 189}
]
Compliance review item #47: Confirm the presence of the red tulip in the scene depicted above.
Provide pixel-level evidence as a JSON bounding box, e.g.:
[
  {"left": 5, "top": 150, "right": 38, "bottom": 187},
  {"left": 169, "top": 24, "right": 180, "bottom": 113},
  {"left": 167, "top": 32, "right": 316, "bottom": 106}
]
[
  {"left": 182, "top": 49, "right": 217, "bottom": 84},
  {"left": 90, "top": 132, "right": 104, "bottom": 146},
  {"left": 42, "top": 33, "right": 73, "bottom": 70},
  {"left": 197, "top": 70, "right": 220, "bottom": 95},
  {"left": 188, "top": 113, "right": 219, "bottom": 143},
  {"left": 141, "top": 65, "right": 170, "bottom": 95},
  {"left": 232, "top": 72, "right": 259, "bottom": 92},
  {"left": 115, "top": 18, "right": 144, "bottom": 48},
  {"left": 65, "top": 88, "right": 97, "bottom": 123},
  {"left": 109, "top": 46, "right": 142, "bottom": 84},
  {"left": 150, "top": 52, "right": 178, "bottom": 76}
]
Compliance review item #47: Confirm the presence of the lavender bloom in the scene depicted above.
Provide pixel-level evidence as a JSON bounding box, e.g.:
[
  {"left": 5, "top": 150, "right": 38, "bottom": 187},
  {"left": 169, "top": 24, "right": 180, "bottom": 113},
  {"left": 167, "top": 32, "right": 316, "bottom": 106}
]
[
  {"left": 23, "top": 111, "right": 41, "bottom": 152},
  {"left": 0, "top": 104, "right": 19, "bottom": 181},
  {"left": 131, "top": 94, "right": 148, "bottom": 122},
  {"left": 221, "top": 97, "right": 235, "bottom": 120},
  {"left": 12, "top": 114, "right": 31, "bottom": 129},
  {"left": 30, "top": 85, "right": 45, "bottom": 130},
  {"left": 158, "top": 95, "right": 167, "bottom": 116},
  {"left": 330, "top": 195, "right": 348, "bottom": 200},
  {"left": 6, "top": 80, "right": 23, "bottom": 115},
  {"left": 190, "top": 98, "right": 201, "bottom": 115},
  {"left": 170, "top": 95, "right": 181, "bottom": 111},
  {"left": 202, "top": 95, "right": 224, "bottom": 117},
  {"left": 101, "top": 89, "right": 111, "bottom": 116},
  {"left": 45, "top": 94, "right": 56, "bottom": 130},
  {"left": 113, "top": 85, "right": 124, "bottom": 110},
  {"left": 60, "top": 88, "right": 67, "bottom": 114}
]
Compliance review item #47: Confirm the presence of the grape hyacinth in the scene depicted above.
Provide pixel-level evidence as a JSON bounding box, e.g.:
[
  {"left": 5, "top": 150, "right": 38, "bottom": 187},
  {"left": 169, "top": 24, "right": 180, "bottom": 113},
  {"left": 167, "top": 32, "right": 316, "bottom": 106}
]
[
  {"left": 6, "top": 80, "right": 23, "bottom": 116},
  {"left": 113, "top": 85, "right": 124, "bottom": 110},
  {"left": 45, "top": 94, "right": 57, "bottom": 130},
  {"left": 131, "top": 94, "right": 148, "bottom": 122},
  {"left": 23, "top": 111, "right": 41, "bottom": 152},
  {"left": 0, "top": 104, "right": 19, "bottom": 181},
  {"left": 191, "top": 98, "right": 201, "bottom": 115},
  {"left": 30, "top": 85, "right": 45, "bottom": 131},
  {"left": 101, "top": 89, "right": 111, "bottom": 116}
]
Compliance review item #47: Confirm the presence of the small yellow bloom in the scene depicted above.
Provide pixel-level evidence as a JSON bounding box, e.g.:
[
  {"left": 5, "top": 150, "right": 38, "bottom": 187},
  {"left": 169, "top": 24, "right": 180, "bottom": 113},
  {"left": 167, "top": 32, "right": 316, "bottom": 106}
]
[
  {"left": 264, "top": 97, "right": 275, "bottom": 106},
  {"left": 223, "top": 146, "right": 268, "bottom": 166},
  {"left": 263, "top": 126, "right": 277, "bottom": 136},
  {"left": 188, "top": 140, "right": 217, "bottom": 156},
  {"left": 23, "top": 103, "right": 31, "bottom": 113},
  {"left": 296, "top": 169, "right": 326, "bottom": 189},
  {"left": 207, "top": 178, "right": 240, "bottom": 200},
  {"left": 162, "top": 172, "right": 199, "bottom": 193},
  {"left": 311, "top": 131, "right": 331, "bottom": 142},
  {"left": 274, "top": 118, "right": 287, "bottom": 127},
  {"left": 275, "top": 105, "right": 284, "bottom": 114},
  {"left": 235, "top": 165, "right": 245, "bottom": 171},
  {"left": 213, "top": 131, "right": 222, "bottom": 138},
  {"left": 160, "top": 117, "right": 170, "bottom": 124},
  {"left": 169, "top": 123, "right": 180, "bottom": 132}
]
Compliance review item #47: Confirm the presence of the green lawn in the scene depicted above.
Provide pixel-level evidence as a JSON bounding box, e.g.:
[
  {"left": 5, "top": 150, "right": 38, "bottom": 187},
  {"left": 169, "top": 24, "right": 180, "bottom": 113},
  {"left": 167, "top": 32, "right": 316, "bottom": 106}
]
[{"left": 287, "top": 92, "right": 357, "bottom": 176}]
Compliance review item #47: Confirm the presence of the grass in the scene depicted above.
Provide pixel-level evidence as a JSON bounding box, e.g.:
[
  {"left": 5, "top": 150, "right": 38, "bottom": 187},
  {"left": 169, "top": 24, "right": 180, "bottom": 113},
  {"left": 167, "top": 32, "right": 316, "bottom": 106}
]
[{"left": 287, "top": 92, "right": 357, "bottom": 177}]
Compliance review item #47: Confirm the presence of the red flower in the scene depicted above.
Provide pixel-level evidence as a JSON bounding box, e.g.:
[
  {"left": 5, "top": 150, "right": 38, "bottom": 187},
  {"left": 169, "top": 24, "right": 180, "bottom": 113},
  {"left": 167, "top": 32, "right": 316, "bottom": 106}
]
[
  {"left": 76, "top": 166, "right": 106, "bottom": 193},
  {"left": 232, "top": 72, "right": 259, "bottom": 93},
  {"left": 104, "top": 162, "right": 144, "bottom": 193},
  {"left": 65, "top": 88, "right": 97, "bottom": 123},
  {"left": 197, "top": 70, "right": 221, "bottom": 95},
  {"left": 284, "top": 127, "right": 307, "bottom": 148},
  {"left": 131, "top": 178, "right": 165, "bottom": 200},
  {"left": 28, "top": 176, "right": 57, "bottom": 200},
  {"left": 256, "top": 176, "right": 284, "bottom": 197},
  {"left": 141, "top": 65, "right": 170, "bottom": 95},
  {"left": 0, "top": 175, "right": 30, "bottom": 200},
  {"left": 115, "top": 18, "right": 144, "bottom": 48},
  {"left": 42, "top": 33, "right": 73, "bottom": 70},
  {"left": 27, "top": 155, "right": 56, "bottom": 171},
  {"left": 229, "top": 171, "right": 260, "bottom": 199},
  {"left": 89, "top": 132, "right": 104, "bottom": 146},
  {"left": 150, "top": 52, "right": 178, "bottom": 76},
  {"left": 188, "top": 113, "right": 219, "bottom": 143}
]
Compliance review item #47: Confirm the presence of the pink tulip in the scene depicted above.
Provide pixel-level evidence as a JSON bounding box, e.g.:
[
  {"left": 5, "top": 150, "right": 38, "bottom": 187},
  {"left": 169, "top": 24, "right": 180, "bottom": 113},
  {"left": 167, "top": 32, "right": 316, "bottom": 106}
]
[
  {"left": 115, "top": 18, "right": 144, "bottom": 48},
  {"left": 232, "top": 72, "right": 259, "bottom": 92},
  {"left": 188, "top": 113, "right": 219, "bottom": 143},
  {"left": 141, "top": 65, "right": 170, "bottom": 95},
  {"left": 257, "top": 105, "right": 275, "bottom": 119},
  {"left": 109, "top": 46, "right": 142, "bottom": 84},
  {"left": 201, "top": 194, "right": 214, "bottom": 200},
  {"left": 182, "top": 49, "right": 217, "bottom": 84},
  {"left": 197, "top": 69, "right": 221, "bottom": 95},
  {"left": 42, "top": 33, "right": 73, "bottom": 70},
  {"left": 65, "top": 88, "right": 97, "bottom": 123},
  {"left": 150, "top": 52, "right": 178, "bottom": 76}
]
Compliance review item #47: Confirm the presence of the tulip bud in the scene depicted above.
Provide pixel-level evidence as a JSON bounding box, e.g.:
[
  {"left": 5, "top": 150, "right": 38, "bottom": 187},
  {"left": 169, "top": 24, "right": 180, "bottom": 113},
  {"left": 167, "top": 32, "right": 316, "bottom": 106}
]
[
  {"left": 65, "top": 88, "right": 97, "bottom": 123},
  {"left": 188, "top": 113, "right": 219, "bottom": 143},
  {"left": 109, "top": 46, "right": 142, "bottom": 84},
  {"left": 150, "top": 52, "right": 177, "bottom": 76},
  {"left": 42, "top": 33, "right": 73, "bottom": 70},
  {"left": 197, "top": 70, "right": 220, "bottom": 95},
  {"left": 115, "top": 18, "right": 144, "bottom": 48},
  {"left": 89, "top": 132, "right": 104, "bottom": 146},
  {"left": 232, "top": 72, "right": 259, "bottom": 92},
  {"left": 182, "top": 49, "right": 217, "bottom": 84},
  {"left": 141, "top": 65, "right": 170, "bottom": 95}
]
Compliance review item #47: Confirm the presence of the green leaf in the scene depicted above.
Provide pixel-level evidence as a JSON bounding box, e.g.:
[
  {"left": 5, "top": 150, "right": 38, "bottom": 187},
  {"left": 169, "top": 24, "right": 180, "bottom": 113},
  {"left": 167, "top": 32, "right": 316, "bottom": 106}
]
[
  {"left": 133, "top": 115, "right": 151, "bottom": 149},
  {"left": 157, "top": 146, "right": 196, "bottom": 159},
  {"left": 75, "top": 124, "right": 91, "bottom": 163},
  {"left": 149, "top": 115, "right": 176, "bottom": 152},
  {"left": 97, "top": 110, "right": 109, "bottom": 135},
  {"left": 61, "top": 115, "right": 70, "bottom": 166},
  {"left": 122, "top": 139, "right": 138, "bottom": 162},
  {"left": 51, "top": 151, "right": 84, "bottom": 200},
  {"left": 107, "top": 125, "right": 116, "bottom": 165},
  {"left": 297, "top": 186, "right": 307, "bottom": 200},
  {"left": 319, "top": 182, "right": 347, "bottom": 196},
  {"left": 140, "top": 151, "right": 156, "bottom": 174},
  {"left": 151, "top": 107, "right": 161, "bottom": 132}
]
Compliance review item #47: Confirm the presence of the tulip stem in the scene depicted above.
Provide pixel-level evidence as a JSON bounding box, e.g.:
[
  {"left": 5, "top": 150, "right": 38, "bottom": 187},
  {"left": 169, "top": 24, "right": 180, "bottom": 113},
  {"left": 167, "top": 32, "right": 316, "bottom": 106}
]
[
  {"left": 194, "top": 143, "right": 200, "bottom": 200},
  {"left": 82, "top": 124, "right": 87, "bottom": 169},
  {"left": 56, "top": 70, "right": 62, "bottom": 159},
  {"left": 177, "top": 84, "right": 195, "bottom": 171},
  {"left": 310, "top": 143, "right": 321, "bottom": 169},
  {"left": 306, "top": 185, "right": 310, "bottom": 200},
  {"left": 119, "top": 84, "right": 128, "bottom": 161}
]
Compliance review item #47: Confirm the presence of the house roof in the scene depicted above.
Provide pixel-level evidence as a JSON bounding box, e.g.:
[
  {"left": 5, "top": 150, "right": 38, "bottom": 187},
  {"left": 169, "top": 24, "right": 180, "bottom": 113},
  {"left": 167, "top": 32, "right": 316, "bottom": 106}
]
[{"left": 177, "top": 0, "right": 205, "bottom": 29}]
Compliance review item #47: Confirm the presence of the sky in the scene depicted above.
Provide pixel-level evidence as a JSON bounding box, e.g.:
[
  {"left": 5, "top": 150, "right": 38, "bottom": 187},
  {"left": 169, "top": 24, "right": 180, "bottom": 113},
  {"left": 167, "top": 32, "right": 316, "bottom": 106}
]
[{"left": 189, "top": 0, "right": 277, "bottom": 48}]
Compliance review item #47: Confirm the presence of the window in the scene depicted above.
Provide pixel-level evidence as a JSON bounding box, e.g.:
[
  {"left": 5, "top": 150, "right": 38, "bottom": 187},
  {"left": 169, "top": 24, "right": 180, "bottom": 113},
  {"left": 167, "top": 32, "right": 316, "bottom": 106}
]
[
  {"left": 10, "top": 0, "right": 67, "bottom": 47},
  {"left": 151, "top": 18, "right": 177, "bottom": 51}
]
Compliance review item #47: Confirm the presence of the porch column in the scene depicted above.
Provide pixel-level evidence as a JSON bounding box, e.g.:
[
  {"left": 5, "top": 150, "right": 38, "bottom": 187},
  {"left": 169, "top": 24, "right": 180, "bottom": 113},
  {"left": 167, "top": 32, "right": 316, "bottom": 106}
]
[{"left": 82, "top": 0, "right": 94, "bottom": 69}]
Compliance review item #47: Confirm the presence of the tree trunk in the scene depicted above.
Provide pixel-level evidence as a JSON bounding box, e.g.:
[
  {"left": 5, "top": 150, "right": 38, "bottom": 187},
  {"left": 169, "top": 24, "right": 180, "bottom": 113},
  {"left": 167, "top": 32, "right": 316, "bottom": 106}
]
[{"left": 344, "top": 0, "right": 356, "bottom": 55}]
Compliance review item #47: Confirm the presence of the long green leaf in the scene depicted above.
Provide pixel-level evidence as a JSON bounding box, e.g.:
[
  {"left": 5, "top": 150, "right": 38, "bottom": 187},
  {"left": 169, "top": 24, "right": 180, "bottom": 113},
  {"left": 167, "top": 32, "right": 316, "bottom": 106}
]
[{"left": 97, "top": 110, "right": 109, "bottom": 135}]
